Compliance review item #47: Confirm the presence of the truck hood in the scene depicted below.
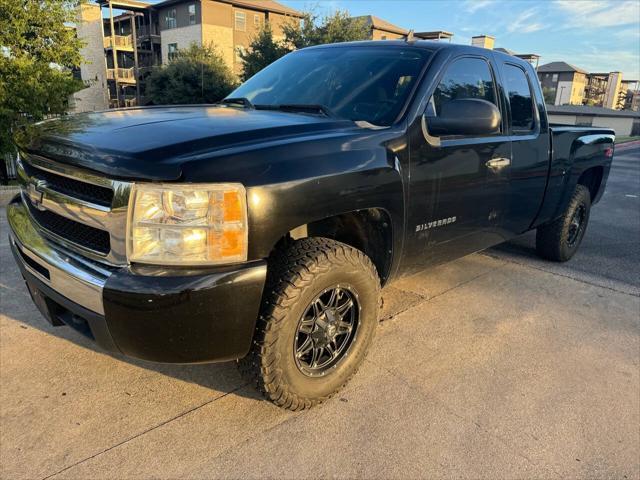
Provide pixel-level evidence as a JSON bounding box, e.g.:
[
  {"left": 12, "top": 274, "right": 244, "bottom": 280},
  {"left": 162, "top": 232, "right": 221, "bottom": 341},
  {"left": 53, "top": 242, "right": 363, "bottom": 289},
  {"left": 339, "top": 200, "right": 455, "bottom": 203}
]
[{"left": 22, "top": 106, "right": 357, "bottom": 181}]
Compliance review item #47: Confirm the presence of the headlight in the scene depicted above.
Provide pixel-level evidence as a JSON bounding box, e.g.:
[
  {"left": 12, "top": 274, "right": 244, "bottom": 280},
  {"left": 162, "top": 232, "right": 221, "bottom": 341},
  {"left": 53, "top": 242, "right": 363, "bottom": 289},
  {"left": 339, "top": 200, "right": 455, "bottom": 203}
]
[{"left": 127, "top": 183, "right": 247, "bottom": 265}]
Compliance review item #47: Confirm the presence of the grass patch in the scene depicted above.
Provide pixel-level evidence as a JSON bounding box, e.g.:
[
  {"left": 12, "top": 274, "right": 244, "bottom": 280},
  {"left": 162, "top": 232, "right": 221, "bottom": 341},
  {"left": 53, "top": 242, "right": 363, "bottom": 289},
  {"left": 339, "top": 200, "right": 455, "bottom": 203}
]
[{"left": 616, "top": 136, "right": 640, "bottom": 144}]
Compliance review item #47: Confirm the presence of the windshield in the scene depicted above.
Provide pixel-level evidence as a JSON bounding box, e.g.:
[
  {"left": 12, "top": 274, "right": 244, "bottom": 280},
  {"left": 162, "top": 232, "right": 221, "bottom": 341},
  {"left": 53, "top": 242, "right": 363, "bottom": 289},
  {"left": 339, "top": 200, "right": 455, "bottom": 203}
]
[{"left": 228, "top": 46, "right": 431, "bottom": 126}]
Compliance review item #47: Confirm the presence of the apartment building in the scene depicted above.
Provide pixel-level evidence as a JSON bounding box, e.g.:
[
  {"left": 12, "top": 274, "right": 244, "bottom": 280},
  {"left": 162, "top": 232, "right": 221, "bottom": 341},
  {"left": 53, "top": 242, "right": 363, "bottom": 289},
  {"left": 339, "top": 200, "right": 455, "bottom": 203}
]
[
  {"left": 621, "top": 80, "right": 640, "bottom": 112},
  {"left": 155, "top": 0, "right": 302, "bottom": 73},
  {"left": 70, "top": 0, "right": 302, "bottom": 112},
  {"left": 494, "top": 47, "right": 540, "bottom": 69},
  {"left": 354, "top": 15, "right": 408, "bottom": 40},
  {"left": 352, "top": 16, "right": 453, "bottom": 42},
  {"left": 537, "top": 61, "right": 588, "bottom": 106}
]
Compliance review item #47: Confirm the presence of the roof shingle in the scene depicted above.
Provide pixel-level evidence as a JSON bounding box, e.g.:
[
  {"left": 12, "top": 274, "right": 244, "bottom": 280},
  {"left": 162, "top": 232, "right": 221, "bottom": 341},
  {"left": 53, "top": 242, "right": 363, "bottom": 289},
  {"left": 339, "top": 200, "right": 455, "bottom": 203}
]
[{"left": 538, "top": 61, "right": 588, "bottom": 74}]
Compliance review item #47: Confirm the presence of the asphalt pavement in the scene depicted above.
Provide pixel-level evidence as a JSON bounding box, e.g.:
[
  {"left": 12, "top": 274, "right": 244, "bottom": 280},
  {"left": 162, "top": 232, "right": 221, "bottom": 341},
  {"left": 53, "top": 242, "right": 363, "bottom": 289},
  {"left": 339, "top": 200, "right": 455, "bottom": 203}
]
[{"left": 1, "top": 146, "right": 638, "bottom": 479}]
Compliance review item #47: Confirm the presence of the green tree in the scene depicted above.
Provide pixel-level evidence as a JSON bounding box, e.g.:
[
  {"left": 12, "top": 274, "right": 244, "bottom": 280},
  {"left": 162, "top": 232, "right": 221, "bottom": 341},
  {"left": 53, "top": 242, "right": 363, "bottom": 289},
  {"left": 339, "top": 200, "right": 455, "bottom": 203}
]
[
  {"left": 0, "top": 0, "right": 85, "bottom": 182},
  {"left": 282, "top": 10, "right": 370, "bottom": 50},
  {"left": 239, "top": 25, "right": 288, "bottom": 81},
  {"left": 238, "top": 10, "right": 370, "bottom": 80},
  {"left": 146, "top": 43, "right": 237, "bottom": 105}
]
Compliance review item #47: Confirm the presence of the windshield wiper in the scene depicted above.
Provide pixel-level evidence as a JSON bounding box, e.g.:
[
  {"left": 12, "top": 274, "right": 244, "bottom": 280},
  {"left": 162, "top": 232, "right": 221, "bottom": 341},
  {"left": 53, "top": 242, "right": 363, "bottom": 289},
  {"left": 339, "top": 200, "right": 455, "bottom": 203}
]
[
  {"left": 221, "top": 97, "right": 255, "bottom": 109},
  {"left": 254, "top": 104, "right": 337, "bottom": 118}
]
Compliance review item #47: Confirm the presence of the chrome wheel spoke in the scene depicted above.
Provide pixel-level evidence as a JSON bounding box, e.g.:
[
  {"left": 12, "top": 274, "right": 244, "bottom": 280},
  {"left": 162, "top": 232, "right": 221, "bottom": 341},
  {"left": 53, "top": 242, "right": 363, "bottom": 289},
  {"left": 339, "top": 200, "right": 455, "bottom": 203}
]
[
  {"left": 310, "top": 346, "right": 323, "bottom": 368},
  {"left": 336, "top": 298, "right": 353, "bottom": 316},
  {"left": 298, "top": 318, "right": 315, "bottom": 334},
  {"left": 325, "top": 342, "right": 336, "bottom": 359},
  {"left": 336, "top": 320, "right": 352, "bottom": 335},
  {"left": 296, "top": 336, "right": 313, "bottom": 357},
  {"left": 294, "top": 285, "right": 359, "bottom": 376}
]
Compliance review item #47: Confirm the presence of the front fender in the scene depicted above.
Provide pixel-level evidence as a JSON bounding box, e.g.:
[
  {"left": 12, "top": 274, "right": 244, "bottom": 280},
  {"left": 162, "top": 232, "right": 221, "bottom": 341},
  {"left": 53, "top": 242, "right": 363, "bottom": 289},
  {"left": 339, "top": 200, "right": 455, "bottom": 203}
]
[{"left": 246, "top": 157, "right": 405, "bottom": 261}]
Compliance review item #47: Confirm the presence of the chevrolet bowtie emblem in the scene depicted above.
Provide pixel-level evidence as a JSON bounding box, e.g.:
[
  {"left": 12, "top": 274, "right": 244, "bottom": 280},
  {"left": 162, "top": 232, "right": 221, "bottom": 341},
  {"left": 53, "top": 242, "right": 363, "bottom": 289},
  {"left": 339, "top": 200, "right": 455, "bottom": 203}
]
[{"left": 26, "top": 180, "right": 46, "bottom": 210}]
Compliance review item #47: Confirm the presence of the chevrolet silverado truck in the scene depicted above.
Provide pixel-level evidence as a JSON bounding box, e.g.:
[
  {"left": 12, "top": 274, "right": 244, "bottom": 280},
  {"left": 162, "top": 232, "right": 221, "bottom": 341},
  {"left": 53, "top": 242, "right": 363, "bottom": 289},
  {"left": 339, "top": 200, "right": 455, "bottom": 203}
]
[{"left": 8, "top": 41, "right": 615, "bottom": 410}]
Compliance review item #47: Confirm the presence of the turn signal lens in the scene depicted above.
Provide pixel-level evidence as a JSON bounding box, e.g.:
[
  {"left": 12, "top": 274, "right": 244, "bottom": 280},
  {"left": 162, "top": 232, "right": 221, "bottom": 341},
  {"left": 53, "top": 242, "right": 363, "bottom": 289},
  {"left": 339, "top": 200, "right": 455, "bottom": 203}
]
[{"left": 127, "top": 183, "right": 248, "bottom": 265}]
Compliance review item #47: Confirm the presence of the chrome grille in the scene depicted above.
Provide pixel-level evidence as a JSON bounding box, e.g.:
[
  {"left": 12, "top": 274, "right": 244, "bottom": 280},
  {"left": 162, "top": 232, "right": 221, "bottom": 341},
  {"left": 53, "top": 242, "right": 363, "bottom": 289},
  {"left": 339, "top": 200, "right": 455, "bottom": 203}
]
[
  {"left": 16, "top": 153, "right": 131, "bottom": 266},
  {"left": 21, "top": 161, "right": 114, "bottom": 207}
]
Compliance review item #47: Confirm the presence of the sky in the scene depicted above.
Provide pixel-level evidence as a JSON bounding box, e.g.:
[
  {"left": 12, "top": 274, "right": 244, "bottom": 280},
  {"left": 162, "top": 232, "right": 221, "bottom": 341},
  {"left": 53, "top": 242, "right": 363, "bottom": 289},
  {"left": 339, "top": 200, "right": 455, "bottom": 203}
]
[{"left": 283, "top": 0, "right": 640, "bottom": 80}]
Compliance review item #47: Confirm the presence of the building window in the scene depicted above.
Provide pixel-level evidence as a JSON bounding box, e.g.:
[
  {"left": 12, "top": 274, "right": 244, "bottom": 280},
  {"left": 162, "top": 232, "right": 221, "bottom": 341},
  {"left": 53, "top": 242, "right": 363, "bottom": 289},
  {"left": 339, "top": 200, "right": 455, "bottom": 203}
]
[
  {"left": 235, "top": 45, "right": 246, "bottom": 63},
  {"left": 254, "top": 14, "right": 260, "bottom": 27},
  {"left": 166, "top": 9, "right": 177, "bottom": 29},
  {"left": 168, "top": 43, "right": 178, "bottom": 61},
  {"left": 188, "top": 4, "right": 196, "bottom": 25},
  {"left": 235, "top": 11, "right": 246, "bottom": 31},
  {"left": 552, "top": 73, "right": 558, "bottom": 82}
]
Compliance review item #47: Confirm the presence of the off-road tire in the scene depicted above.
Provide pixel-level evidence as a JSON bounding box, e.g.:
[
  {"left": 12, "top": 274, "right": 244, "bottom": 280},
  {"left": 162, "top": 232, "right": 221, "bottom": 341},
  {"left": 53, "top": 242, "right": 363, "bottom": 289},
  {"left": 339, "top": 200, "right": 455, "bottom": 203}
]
[
  {"left": 239, "top": 237, "right": 380, "bottom": 410},
  {"left": 536, "top": 184, "right": 591, "bottom": 262}
]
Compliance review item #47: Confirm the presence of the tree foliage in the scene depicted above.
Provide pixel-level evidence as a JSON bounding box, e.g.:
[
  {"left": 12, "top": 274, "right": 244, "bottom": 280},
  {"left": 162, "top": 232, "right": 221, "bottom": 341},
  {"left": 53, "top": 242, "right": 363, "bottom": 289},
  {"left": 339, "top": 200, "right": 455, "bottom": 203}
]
[
  {"left": 239, "top": 10, "right": 369, "bottom": 80},
  {"left": 146, "top": 43, "right": 237, "bottom": 105},
  {"left": 0, "top": 0, "right": 85, "bottom": 159},
  {"left": 282, "top": 10, "right": 369, "bottom": 50},
  {"left": 239, "top": 25, "right": 288, "bottom": 81}
]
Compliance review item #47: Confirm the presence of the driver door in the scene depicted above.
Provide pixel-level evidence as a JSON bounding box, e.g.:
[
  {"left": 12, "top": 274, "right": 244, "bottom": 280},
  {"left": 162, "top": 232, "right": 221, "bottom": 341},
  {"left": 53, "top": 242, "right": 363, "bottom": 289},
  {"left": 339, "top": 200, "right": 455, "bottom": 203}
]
[{"left": 403, "top": 55, "right": 512, "bottom": 273}]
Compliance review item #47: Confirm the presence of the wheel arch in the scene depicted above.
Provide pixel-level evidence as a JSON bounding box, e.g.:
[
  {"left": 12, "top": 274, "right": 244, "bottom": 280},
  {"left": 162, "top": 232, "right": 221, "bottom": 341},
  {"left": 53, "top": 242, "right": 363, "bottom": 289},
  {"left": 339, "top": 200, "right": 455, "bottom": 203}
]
[
  {"left": 577, "top": 166, "right": 604, "bottom": 204},
  {"left": 272, "top": 208, "right": 396, "bottom": 286}
]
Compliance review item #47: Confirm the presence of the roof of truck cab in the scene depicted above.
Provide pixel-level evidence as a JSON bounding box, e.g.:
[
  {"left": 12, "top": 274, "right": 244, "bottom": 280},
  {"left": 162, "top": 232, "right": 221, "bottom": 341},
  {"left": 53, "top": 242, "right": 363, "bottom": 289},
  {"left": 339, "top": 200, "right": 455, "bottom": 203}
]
[{"left": 302, "top": 40, "right": 532, "bottom": 64}]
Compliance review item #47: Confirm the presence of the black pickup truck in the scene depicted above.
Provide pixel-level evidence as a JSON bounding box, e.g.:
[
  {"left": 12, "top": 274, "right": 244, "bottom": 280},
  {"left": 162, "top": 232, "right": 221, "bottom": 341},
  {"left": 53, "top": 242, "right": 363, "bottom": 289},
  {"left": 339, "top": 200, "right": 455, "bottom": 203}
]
[{"left": 8, "top": 41, "right": 614, "bottom": 410}]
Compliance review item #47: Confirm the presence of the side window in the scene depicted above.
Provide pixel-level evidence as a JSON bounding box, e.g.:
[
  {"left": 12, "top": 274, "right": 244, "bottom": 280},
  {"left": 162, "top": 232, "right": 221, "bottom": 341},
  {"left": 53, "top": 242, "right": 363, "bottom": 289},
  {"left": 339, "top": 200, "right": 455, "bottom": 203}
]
[
  {"left": 166, "top": 9, "right": 176, "bottom": 29},
  {"left": 235, "top": 11, "right": 246, "bottom": 31},
  {"left": 168, "top": 43, "right": 178, "bottom": 61},
  {"left": 504, "top": 64, "right": 535, "bottom": 132},
  {"left": 427, "top": 57, "right": 499, "bottom": 135}
]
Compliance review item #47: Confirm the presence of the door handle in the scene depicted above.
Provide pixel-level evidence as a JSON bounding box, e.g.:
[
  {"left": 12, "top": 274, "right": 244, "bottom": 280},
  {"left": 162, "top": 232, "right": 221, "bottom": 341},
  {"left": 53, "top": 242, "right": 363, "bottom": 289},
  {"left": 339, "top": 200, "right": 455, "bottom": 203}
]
[{"left": 486, "top": 157, "right": 511, "bottom": 169}]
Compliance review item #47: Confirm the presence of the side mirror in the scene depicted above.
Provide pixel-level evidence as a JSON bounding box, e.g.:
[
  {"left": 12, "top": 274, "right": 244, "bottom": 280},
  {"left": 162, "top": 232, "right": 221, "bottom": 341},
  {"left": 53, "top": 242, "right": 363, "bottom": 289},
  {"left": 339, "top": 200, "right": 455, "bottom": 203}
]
[{"left": 426, "top": 98, "right": 501, "bottom": 137}]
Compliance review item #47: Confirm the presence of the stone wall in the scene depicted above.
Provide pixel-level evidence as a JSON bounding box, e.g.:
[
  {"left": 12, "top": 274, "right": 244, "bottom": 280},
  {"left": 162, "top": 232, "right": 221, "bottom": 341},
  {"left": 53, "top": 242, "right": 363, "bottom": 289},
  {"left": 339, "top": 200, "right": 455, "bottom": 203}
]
[
  {"left": 160, "top": 24, "right": 203, "bottom": 64},
  {"left": 70, "top": 3, "right": 109, "bottom": 113}
]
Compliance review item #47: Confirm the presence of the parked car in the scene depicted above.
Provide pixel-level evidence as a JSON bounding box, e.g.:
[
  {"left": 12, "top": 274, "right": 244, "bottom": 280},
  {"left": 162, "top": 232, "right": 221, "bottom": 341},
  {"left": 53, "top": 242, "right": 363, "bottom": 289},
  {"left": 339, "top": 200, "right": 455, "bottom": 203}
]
[{"left": 8, "top": 40, "right": 614, "bottom": 410}]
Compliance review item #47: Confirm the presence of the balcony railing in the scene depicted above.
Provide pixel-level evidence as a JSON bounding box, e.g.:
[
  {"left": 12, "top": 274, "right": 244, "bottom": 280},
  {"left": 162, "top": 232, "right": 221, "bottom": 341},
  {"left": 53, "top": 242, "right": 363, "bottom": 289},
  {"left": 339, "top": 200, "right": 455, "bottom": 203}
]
[
  {"left": 106, "top": 67, "right": 136, "bottom": 83},
  {"left": 136, "top": 25, "right": 160, "bottom": 37},
  {"left": 103, "top": 35, "right": 134, "bottom": 50}
]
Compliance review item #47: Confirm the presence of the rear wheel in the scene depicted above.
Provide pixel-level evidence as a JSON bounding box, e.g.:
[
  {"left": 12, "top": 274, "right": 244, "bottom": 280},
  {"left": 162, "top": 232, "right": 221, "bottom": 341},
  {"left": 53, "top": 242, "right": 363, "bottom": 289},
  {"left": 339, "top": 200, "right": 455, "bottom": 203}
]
[
  {"left": 536, "top": 184, "right": 591, "bottom": 262},
  {"left": 239, "top": 237, "right": 380, "bottom": 410}
]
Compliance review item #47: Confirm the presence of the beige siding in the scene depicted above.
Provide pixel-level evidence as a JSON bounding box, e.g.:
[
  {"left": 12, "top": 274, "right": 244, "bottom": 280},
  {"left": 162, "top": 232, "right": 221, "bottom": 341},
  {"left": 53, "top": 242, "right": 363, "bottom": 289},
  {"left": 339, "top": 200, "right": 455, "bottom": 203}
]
[
  {"left": 201, "top": 0, "right": 293, "bottom": 75},
  {"left": 371, "top": 29, "right": 404, "bottom": 40},
  {"left": 202, "top": 23, "right": 234, "bottom": 69},
  {"left": 70, "top": 3, "right": 109, "bottom": 113},
  {"left": 269, "top": 12, "right": 297, "bottom": 40},
  {"left": 592, "top": 116, "right": 634, "bottom": 136},
  {"left": 570, "top": 73, "right": 587, "bottom": 105},
  {"left": 547, "top": 114, "right": 577, "bottom": 125},
  {"left": 548, "top": 113, "right": 635, "bottom": 136},
  {"left": 160, "top": 24, "right": 202, "bottom": 63}
]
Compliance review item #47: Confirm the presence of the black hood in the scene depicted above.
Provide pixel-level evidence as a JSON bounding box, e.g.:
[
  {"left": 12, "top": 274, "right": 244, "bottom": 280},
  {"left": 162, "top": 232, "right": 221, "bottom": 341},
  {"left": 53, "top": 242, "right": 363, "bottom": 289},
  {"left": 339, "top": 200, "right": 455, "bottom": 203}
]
[{"left": 22, "top": 106, "right": 356, "bottom": 181}]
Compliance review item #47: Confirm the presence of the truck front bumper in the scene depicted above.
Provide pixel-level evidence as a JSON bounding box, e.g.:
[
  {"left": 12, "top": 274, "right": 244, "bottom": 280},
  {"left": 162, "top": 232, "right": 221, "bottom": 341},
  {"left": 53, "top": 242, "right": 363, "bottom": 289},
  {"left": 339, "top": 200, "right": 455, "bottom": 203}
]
[{"left": 7, "top": 197, "right": 267, "bottom": 364}]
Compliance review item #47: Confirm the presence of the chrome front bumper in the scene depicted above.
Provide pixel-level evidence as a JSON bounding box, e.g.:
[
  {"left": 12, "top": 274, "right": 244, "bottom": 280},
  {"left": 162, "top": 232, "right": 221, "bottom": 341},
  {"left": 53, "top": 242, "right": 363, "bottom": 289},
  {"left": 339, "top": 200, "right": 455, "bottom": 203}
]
[{"left": 7, "top": 198, "right": 110, "bottom": 315}]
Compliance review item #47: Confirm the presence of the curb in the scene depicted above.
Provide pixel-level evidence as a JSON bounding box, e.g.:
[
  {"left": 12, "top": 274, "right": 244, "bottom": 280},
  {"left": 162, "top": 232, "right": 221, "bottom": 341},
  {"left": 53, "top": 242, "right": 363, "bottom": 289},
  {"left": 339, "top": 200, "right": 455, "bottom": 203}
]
[{"left": 616, "top": 140, "right": 640, "bottom": 151}]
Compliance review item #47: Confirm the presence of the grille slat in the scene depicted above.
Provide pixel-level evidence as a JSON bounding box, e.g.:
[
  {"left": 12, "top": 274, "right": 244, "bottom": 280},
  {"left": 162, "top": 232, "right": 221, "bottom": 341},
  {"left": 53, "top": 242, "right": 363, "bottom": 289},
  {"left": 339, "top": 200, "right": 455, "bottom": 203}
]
[
  {"left": 26, "top": 201, "right": 111, "bottom": 255},
  {"left": 22, "top": 162, "right": 114, "bottom": 207}
]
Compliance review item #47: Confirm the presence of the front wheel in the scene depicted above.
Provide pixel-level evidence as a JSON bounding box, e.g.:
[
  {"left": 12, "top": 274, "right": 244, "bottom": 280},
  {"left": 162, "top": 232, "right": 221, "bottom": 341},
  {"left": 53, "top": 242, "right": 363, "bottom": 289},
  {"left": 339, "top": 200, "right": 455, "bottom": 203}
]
[
  {"left": 239, "top": 237, "right": 380, "bottom": 410},
  {"left": 536, "top": 184, "right": 591, "bottom": 262}
]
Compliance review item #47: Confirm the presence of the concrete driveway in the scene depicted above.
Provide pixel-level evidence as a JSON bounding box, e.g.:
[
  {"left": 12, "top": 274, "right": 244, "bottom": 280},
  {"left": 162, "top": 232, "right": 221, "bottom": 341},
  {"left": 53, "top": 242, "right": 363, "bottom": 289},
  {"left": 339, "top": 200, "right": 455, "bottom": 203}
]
[{"left": 1, "top": 147, "right": 638, "bottom": 479}]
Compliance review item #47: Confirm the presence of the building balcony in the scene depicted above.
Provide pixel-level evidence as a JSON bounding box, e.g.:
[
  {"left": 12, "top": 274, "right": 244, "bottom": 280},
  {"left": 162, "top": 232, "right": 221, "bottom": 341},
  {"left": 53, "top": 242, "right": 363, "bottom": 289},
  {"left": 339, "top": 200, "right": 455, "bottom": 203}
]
[
  {"left": 104, "top": 35, "right": 134, "bottom": 51},
  {"left": 106, "top": 67, "right": 136, "bottom": 83}
]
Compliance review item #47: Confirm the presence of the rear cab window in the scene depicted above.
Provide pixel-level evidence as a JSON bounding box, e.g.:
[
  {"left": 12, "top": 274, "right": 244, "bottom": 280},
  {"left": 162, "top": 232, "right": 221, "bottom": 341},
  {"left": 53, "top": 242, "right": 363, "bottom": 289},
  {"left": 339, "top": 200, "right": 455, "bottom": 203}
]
[{"left": 503, "top": 64, "right": 537, "bottom": 134}]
